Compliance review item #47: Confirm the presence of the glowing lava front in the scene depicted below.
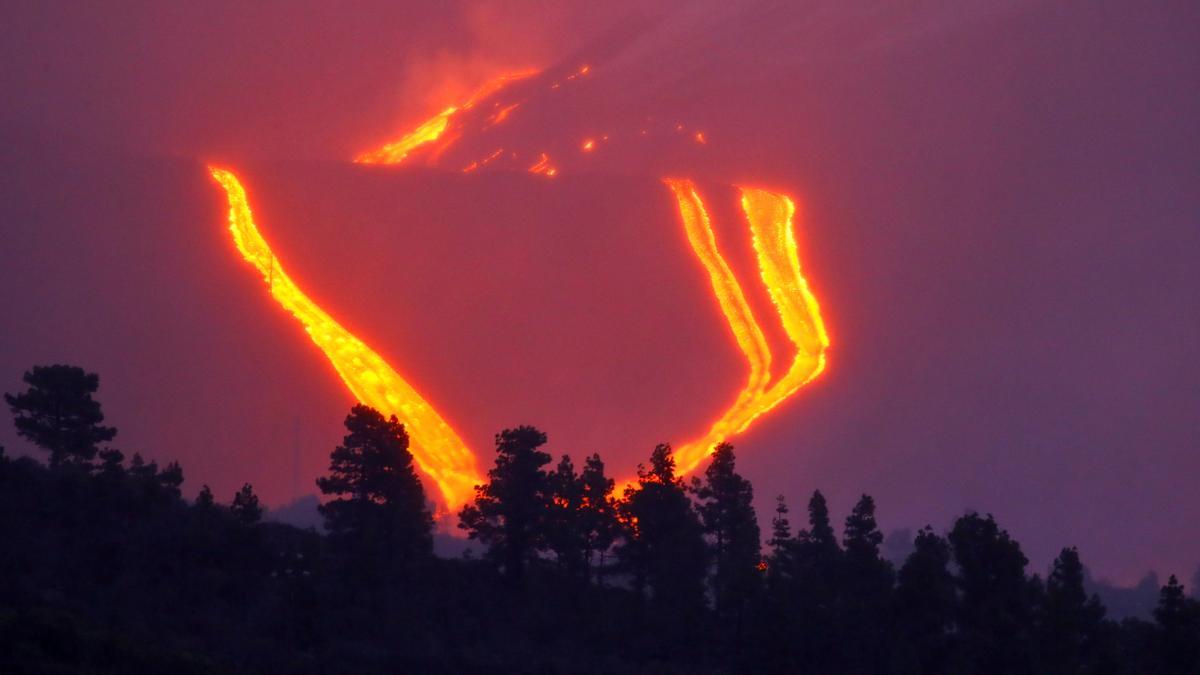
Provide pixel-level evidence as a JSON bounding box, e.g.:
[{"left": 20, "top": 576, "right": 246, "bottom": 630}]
[{"left": 208, "top": 167, "right": 482, "bottom": 510}]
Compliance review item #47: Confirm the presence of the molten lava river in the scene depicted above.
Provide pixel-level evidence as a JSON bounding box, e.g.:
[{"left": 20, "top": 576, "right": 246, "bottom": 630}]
[{"left": 209, "top": 64, "right": 829, "bottom": 511}]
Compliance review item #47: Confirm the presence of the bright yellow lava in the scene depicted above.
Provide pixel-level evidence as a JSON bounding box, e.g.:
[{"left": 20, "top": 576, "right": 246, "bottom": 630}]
[
  {"left": 207, "top": 166, "right": 482, "bottom": 510},
  {"left": 663, "top": 180, "right": 829, "bottom": 476},
  {"left": 282, "top": 61, "right": 829, "bottom": 492}
]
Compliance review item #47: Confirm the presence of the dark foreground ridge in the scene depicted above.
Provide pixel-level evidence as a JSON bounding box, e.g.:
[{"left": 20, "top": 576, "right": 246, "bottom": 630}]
[{"left": 2, "top": 364, "right": 1198, "bottom": 673}]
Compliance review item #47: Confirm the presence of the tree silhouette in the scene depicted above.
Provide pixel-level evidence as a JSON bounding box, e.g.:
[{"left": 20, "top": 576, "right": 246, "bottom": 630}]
[
  {"left": 949, "top": 512, "right": 1037, "bottom": 673},
  {"left": 782, "top": 490, "right": 844, "bottom": 671},
  {"left": 843, "top": 494, "right": 885, "bottom": 558},
  {"left": 1154, "top": 575, "right": 1200, "bottom": 673},
  {"left": 616, "top": 443, "right": 708, "bottom": 648},
  {"left": 1038, "top": 547, "right": 1107, "bottom": 673},
  {"left": 755, "top": 493, "right": 796, "bottom": 670},
  {"left": 129, "top": 452, "right": 157, "bottom": 480},
  {"left": 799, "top": 490, "right": 839, "bottom": 558},
  {"left": 5, "top": 362, "right": 1197, "bottom": 673},
  {"left": 694, "top": 443, "right": 761, "bottom": 628},
  {"left": 195, "top": 484, "right": 215, "bottom": 508},
  {"left": 231, "top": 483, "right": 262, "bottom": 524},
  {"left": 894, "top": 526, "right": 957, "bottom": 674},
  {"left": 4, "top": 364, "right": 116, "bottom": 467},
  {"left": 839, "top": 494, "right": 895, "bottom": 671},
  {"left": 543, "top": 452, "right": 618, "bottom": 584},
  {"left": 157, "top": 461, "right": 184, "bottom": 499},
  {"left": 97, "top": 447, "right": 125, "bottom": 476},
  {"left": 578, "top": 453, "right": 617, "bottom": 584},
  {"left": 769, "top": 495, "right": 792, "bottom": 559},
  {"left": 459, "top": 425, "right": 552, "bottom": 585},
  {"left": 546, "top": 454, "right": 588, "bottom": 580},
  {"left": 316, "top": 405, "right": 433, "bottom": 571}
]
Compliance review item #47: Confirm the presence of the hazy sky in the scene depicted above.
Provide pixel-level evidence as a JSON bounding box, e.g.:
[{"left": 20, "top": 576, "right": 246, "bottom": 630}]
[{"left": 1, "top": 0, "right": 1197, "bottom": 586}]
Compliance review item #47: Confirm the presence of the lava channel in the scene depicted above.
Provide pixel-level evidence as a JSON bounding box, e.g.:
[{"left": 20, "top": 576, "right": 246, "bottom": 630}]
[{"left": 208, "top": 166, "right": 483, "bottom": 510}]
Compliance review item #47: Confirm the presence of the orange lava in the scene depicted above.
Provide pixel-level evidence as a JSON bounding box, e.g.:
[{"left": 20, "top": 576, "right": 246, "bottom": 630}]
[
  {"left": 528, "top": 152, "right": 558, "bottom": 177},
  {"left": 249, "top": 60, "right": 831, "bottom": 497},
  {"left": 660, "top": 180, "right": 829, "bottom": 477},
  {"left": 207, "top": 166, "right": 483, "bottom": 510},
  {"left": 354, "top": 107, "right": 456, "bottom": 165},
  {"left": 355, "top": 69, "right": 538, "bottom": 165},
  {"left": 487, "top": 102, "right": 520, "bottom": 127},
  {"left": 462, "top": 148, "right": 504, "bottom": 173}
]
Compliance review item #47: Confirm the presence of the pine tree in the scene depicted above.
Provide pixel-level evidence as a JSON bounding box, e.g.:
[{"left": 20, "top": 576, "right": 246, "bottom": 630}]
[
  {"left": 459, "top": 425, "right": 552, "bottom": 585},
  {"left": 5, "top": 364, "right": 116, "bottom": 467},
  {"left": 791, "top": 489, "right": 841, "bottom": 582},
  {"left": 1154, "top": 575, "right": 1200, "bottom": 673},
  {"left": 800, "top": 490, "right": 838, "bottom": 555},
  {"left": 128, "top": 452, "right": 157, "bottom": 480},
  {"left": 949, "top": 512, "right": 1037, "bottom": 674},
  {"left": 195, "top": 484, "right": 215, "bottom": 508},
  {"left": 579, "top": 453, "right": 617, "bottom": 583},
  {"left": 783, "top": 490, "right": 844, "bottom": 671},
  {"left": 756, "top": 493, "right": 797, "bottom": 670},
  {"left": 894, "top": 527, "right": 957, "bottom": 674},
  {"left": 231, "top": 483, "right": 262, "bottom": 524},
  {"left": 97, "top": 448, "right": 125, "bottom": 475},
  {"left": 694, "top": 443, "right": 761, "bottom": 625},
  {"left": 157, "top": 461, "right": 184, "bottom": 499},
  {"left": 843, "top": 494, "right": 884, "bottom": 557},
  {"left": 616, "top": 444, "right": 708, "bottom": 622},
  {"left": 546, "top": 454, "right": 587, "bottom": 579},
  {"left": 1038, "top": 547, "right": 1106, "bottom": 673},
  {"left": 316, "top": 405, "right": 433, "bottom": 568},
  {"left": 769, "top": 495, "right": 792, "bottom": 558},
  {"left": 838, "top": 494, "right": 895, "bottom": 672}
]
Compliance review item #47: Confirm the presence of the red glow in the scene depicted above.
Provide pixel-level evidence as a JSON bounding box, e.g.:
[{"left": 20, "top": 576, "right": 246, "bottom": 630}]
[
  {"left": 207, "top": 167, "right": 483, "bottom": 510},
  {"left": 528, "top": 152, "right": 558, "bottom": 177},
  {"left": 227, "top": 64, "right": 832, "bottom": 504},
  {"left": 355, "top": 69, "right": 538, "bottom": 166},
  {"left": 654, "top": 180, "right": 829, "bottom": 478}
]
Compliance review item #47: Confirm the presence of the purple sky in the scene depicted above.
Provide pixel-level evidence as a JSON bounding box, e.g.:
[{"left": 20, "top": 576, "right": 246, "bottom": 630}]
[{"left": 1, "top": 1, "right": 1197, "bottom": 586}]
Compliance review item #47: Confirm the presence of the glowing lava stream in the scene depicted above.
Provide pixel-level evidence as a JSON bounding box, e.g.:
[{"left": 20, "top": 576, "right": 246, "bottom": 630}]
[
  {"left": 207, "top": 167, "right": 483, "bottom": 510},
  {"left": 235, "top": 61, "right": 828, "bottom": 497},
  {"left": 663, "top": 180, "right": 830, "bottom": 477},
  {"left": 354, "top": 108, "right": 456, "bottom": 165},
  {"left": 355, "top": 70, "right": 538, "bottom": 165}
]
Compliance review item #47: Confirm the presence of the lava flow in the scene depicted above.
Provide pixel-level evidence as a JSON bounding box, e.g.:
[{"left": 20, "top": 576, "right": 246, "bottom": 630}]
[
  {"left": 355, "top": 70, "right": 538, "bottom": 165},
  {"left": 353, "top": 107, "right": 457, "bottom": 165},
  {"left": 207, "top": 167, "right": 482, "bottom": 510},
  {"left": 528, "top": 152, "right": 558, "bottom": 177},
  {"left": 215, "top": 64, "right": 830, "bottom": 504},
  {"left": 662, "top": 180, "right": 829, "bottom": 477},
  {"left": 663, "top": 179, "right": 772, "bottom": 474}
]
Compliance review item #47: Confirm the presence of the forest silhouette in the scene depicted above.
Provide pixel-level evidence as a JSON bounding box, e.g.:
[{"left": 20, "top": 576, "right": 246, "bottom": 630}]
[{"left": 1, "top": 364, "right": 1197, "bottom": 673}]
